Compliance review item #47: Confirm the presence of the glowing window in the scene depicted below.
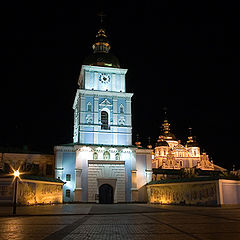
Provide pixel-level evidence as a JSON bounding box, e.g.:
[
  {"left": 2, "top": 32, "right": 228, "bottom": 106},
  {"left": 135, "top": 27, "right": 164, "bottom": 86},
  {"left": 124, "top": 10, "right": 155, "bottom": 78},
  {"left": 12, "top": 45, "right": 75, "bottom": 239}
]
[
  {"left": 66, "top": 174, "right": 71, "bottom": 181},
  {"left": 101, "top": 111, "right": 109, "bottom": 130}
]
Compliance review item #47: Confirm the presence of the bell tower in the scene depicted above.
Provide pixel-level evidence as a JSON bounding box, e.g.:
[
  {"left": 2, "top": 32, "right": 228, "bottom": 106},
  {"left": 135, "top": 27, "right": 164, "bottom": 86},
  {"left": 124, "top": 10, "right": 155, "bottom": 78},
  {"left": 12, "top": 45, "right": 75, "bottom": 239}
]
[{"left": 73, "top": 24, "right": 133, "bottom": 146}]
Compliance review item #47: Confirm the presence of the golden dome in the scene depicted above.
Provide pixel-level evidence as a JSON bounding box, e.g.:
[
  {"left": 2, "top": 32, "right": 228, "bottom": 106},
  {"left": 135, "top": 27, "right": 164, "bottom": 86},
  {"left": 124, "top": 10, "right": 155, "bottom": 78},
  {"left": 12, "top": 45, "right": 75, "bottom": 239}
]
[{"left": 83, "top": 28, "right": 120, "bottom": 68}]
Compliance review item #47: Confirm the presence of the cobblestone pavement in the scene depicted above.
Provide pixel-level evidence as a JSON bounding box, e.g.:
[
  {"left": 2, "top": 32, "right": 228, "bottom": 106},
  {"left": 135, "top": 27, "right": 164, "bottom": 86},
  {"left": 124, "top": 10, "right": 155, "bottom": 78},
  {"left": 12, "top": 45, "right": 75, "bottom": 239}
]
[{"left": 0, "top": 204, "right": 240, "bottom": 240}]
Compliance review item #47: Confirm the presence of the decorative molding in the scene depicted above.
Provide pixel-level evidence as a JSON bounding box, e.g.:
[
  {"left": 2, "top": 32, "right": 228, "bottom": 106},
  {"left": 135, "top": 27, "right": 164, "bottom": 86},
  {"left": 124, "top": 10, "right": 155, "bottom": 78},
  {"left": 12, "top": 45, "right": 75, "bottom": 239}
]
[
  {"left": 88, "top": 160, "right": 125, "bottom": 165},
  {"left": 77, "top": 89, "right": 133, "bottom": 98},
  {"left": 81, "top": 64, "right": 128, "bottom": 75},
  {"left": 99, "top": 98, "right": 112, "bottom": 107}
]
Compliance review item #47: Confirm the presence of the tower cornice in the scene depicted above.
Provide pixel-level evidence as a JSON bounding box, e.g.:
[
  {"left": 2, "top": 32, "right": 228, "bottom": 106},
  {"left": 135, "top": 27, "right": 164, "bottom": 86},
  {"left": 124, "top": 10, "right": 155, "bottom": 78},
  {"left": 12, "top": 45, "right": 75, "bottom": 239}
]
[{"left": 73, "top": 89, "right": 133, "bottom": 109}]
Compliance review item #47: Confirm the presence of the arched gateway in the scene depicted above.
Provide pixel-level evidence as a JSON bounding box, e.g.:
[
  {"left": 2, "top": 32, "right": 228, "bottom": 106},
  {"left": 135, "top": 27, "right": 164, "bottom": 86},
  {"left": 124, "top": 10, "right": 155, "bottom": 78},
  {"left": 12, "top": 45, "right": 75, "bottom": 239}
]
[{"left": 99, "top": 184, "right": 113, "bottom": 204}]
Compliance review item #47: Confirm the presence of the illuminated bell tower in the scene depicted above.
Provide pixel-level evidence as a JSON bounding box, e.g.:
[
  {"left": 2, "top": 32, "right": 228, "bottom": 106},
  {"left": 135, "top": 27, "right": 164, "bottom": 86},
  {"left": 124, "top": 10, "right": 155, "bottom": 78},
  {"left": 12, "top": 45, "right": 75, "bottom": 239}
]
[
  {"left": 55, "top": 21, "right": 152, "bottom": 203},
  {"left": 73, "top": 27, "right": 133, "bottom": 146}
]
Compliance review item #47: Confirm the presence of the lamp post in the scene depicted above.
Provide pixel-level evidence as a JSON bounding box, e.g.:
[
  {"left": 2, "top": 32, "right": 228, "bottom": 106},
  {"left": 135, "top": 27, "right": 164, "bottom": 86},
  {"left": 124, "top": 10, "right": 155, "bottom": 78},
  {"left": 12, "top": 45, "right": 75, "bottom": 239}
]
[{"left": 13, "top": 170, "right": 20, "bottom": 215}]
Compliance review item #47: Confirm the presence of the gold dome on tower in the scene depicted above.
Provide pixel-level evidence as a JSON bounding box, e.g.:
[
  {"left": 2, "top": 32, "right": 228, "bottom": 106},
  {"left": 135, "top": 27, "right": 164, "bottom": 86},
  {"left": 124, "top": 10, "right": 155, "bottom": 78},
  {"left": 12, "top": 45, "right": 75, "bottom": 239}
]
[
  {"left": 83, "top": 17, "right": 120, "bottom": 68},
  {"left": 162, "top": 119, "right": 176, "bottom": 140}
]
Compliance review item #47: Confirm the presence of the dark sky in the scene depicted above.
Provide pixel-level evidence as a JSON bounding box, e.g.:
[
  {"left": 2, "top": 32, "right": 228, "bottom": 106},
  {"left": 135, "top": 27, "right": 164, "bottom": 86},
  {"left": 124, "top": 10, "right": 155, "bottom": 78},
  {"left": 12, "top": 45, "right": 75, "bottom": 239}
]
[{"left": 1, "top": 2, "right": 239, "bottom": 170}]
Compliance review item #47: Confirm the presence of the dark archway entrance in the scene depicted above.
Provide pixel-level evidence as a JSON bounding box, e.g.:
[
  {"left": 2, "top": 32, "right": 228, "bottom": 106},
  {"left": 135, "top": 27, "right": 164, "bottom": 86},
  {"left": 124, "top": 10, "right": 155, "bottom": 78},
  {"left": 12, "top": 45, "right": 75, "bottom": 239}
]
[{"left": 99, "top": 184, "right": 113, "bottom": 204}]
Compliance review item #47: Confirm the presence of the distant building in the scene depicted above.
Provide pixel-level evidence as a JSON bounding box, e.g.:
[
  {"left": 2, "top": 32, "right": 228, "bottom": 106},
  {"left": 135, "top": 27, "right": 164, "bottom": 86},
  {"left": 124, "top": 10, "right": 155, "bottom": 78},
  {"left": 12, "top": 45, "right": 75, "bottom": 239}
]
[
  {"left": 152, "top": 119, "right": 215, "bottom": 171},
  {"left": 55, "top": 25, "right": 152, "bottom": 203},
  {"left": 0, "top": 152, "right": 54, "bottom": 177}
]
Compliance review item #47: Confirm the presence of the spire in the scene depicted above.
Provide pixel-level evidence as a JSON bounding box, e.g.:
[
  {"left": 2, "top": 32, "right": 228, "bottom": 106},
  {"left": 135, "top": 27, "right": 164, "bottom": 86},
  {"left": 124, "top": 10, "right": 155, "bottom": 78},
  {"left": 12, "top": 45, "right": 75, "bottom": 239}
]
[
  {"left": 147, "top": 136, "right": 152, "bottom": 149},
  {"left": 135, "top": 134, "right": 142, "bottom": 148},
  {"left": 162, "top": 107, "right": 170, "bottom": 134},
  {"left": 187, "top": 127, "right": 194, "bottom": 142},
  {"left": 162, "top": 119, "right": 171, "bottom": 134},
  {"left": 188, "top": 127, "right": 192, "bottom": 136},
  {"left": 186, "top": 127, "right": 199, "bottom": 148},
  {"left": 92, "top": 12, "right": 111, "bottom": 53},
  {"left": 160, "top": 109, "right": 176, "bottom": 140},
  {"left": 83, "top": 13, "right": 120, "bottom": 68}
]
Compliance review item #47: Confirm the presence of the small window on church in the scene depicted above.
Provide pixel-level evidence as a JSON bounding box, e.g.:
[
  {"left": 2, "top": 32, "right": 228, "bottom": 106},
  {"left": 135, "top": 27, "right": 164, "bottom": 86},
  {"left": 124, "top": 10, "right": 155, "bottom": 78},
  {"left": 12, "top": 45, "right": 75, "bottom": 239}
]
[
  {"left": 66, "top": 189, "right": 70, "bottom": 198},
  {"left": 103, "top": 151, "right": 110, "bottom": 160},
  {"left": 66, "top": 174, "right": 71, "bottom": 181},
  {"left": 120, "top": 105, "right": 124, "bottom": 114},
  {"left": 93, "top": 152, "right": 98, "bottom": 160},
  {"left": 101, "top": 111, "right": 109, "bottom": 130},
  {"left": 115, "top": 153, "right": 120, "bottom": 160},
  {"left": 87, "top": 102, "right": 92, "bottom": 112}
]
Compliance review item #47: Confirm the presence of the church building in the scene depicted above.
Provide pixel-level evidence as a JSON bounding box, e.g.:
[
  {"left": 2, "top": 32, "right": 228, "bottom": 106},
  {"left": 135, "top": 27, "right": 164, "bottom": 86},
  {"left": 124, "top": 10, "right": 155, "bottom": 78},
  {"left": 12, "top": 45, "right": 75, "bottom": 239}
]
[
  {"left": 152, "top": 118, "right": 215, "bottom": 171},
  {"left": 55, "top": 26, "right": 152, "bottom": 203}
]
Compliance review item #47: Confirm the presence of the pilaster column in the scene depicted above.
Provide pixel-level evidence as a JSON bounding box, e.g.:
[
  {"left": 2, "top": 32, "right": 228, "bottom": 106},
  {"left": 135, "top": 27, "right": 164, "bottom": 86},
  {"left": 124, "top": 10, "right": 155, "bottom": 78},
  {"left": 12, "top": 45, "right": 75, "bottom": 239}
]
[
  {"left": 75, "top": 168, "right": 82, "bottom": 189},
  {"left": 131, "top": 170, "right": 137, "bottom": 189},
  {"left": 55, "top": 151, "right": 63, "bottom": 179},
  {"left": 131, "top": 170, "right": 138, "bottom": 201},
  {"left": 74, "top": 168, "right": 82, "bottom": 202}
]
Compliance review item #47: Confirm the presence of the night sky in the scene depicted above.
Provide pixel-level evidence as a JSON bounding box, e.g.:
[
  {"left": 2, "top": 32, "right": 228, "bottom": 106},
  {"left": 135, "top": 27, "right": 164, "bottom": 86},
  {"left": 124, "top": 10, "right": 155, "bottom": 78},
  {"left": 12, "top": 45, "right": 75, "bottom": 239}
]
[{"left": 1, "top": 2, "right": 239, "bottom": 170}]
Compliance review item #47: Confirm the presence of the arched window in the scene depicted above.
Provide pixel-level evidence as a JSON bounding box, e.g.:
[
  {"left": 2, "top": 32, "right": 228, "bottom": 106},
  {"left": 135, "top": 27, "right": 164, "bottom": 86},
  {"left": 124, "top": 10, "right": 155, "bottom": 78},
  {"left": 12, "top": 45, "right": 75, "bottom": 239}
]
[
  {"left": 93, "top": 152, "right": 98, "bottom": 160},
  {"left": 87, "top": 102, "right": 92, "bottom": 112},
  {"left": 119, "top": 104, "right": 124, "bottom": 114},
  {"left": 103, "top": 151, "right": 110, "bottom": 160},
  {"left": 101, "top": 111, "right": 109, "bottom": 130},
  {"left": 115, "top": 153, "right": 120, "bottom": 160}
]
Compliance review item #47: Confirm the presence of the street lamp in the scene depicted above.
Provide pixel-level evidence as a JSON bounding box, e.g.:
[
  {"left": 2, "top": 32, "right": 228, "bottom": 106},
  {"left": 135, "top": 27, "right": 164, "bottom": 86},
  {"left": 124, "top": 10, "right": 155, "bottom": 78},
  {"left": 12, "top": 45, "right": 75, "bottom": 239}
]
[
  {"left": 13, "top": 169, "right": 20, "bottom": 214},
  {"left": 14, "top": 170, "right": 20, "bottom": 178}
]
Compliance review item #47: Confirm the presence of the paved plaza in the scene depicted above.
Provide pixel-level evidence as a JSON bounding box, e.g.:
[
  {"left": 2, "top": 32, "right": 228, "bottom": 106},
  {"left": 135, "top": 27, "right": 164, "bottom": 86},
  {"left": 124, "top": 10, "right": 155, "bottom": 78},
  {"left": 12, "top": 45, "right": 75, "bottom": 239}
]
[{"left": 0, "top": 204, "right": 240, "bottom": 240}]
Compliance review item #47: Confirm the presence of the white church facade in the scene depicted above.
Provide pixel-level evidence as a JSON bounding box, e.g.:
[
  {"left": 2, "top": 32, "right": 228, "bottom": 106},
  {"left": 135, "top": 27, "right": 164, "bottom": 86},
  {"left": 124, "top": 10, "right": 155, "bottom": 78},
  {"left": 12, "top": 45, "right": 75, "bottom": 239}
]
[
  {"left": 55, "top": 27, "right": 152, "bottom": 203},
  {"left": 152, "top": 119, "right": 215, "bottom": 171}
]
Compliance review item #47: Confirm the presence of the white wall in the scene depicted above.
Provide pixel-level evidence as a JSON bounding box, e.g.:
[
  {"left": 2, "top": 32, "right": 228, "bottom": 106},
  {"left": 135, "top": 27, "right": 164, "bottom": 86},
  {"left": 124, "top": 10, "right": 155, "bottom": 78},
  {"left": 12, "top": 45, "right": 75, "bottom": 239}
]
[{"left": 219, "top": 179, "right": 240, "bottom": 205}]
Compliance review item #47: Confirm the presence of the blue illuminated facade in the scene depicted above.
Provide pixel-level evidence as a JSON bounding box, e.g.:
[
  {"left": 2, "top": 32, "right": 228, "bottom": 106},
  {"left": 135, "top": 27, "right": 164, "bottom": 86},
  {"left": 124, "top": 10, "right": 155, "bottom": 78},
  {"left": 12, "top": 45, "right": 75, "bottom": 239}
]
[
  {"left": 73, "top": 65, "right": 133, "bottom": 146},
  {"left": 55, "top": 26, "right": 152, "bottom": 203}
]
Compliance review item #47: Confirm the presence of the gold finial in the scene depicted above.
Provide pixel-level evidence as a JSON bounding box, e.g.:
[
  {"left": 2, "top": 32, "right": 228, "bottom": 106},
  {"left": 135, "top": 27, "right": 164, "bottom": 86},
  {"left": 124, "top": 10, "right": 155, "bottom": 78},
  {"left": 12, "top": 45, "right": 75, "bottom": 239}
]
[
  {"left": 162, "top": 119, "right": 170, "bottom": 134},
  {"left": 135, "top": 134, "right": 142, "bottom": 148},
  {"left": 147, "top": 137, "right": 152, "bottom": 149},
  {"left": 92, "top": 12, "right": 111, "bottom": 53},
  {"left": 187, "top": 127, "right": 194, "bottom": 142}
]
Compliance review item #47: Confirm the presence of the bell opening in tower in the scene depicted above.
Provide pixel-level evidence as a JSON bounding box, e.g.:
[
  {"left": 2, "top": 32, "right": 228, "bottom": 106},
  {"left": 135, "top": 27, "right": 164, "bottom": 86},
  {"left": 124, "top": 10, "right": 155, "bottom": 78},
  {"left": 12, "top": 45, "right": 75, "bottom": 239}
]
[{"left": 101, "top": 111, "right": 109, "bottom": 130}]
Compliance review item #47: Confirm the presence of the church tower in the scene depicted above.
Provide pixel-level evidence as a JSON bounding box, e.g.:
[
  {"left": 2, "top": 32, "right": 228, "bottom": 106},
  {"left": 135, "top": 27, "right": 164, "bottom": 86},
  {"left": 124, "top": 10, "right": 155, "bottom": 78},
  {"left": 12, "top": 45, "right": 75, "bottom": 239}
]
[
  {"left": 73, "top": 27, "right": 133, "bottom": 146},
  {"left": 55, "top": 20, "right": 152, "bottom": 204}
]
